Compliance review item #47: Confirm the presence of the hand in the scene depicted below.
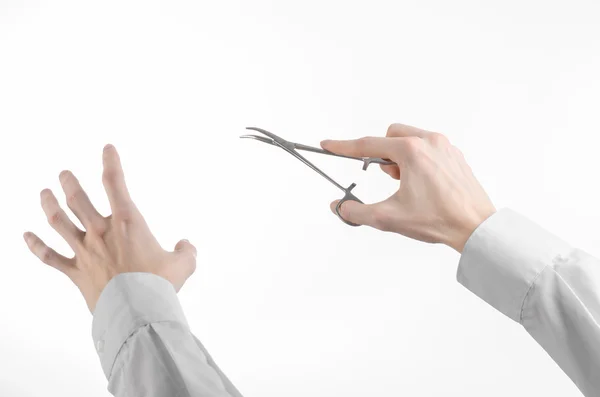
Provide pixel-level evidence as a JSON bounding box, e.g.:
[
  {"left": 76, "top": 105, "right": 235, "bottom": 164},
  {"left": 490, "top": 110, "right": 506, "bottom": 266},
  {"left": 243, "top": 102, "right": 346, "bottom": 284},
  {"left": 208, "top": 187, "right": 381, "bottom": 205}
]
[
  {"left": 321, "top": 123, "right": 497, "bottom": 253},
  {"left": 23, "top": 144, "right": 197, "bottom": 313}
]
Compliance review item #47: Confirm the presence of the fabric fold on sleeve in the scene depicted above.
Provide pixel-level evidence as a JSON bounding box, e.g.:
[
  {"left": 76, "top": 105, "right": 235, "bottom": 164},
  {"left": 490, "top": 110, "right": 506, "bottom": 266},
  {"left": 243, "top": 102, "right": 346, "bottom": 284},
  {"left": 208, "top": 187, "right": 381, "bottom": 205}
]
[
  {"left": 91, "top": 272, "right": 189, "bottom": 379},
  {"left": 456, "top": 207, "right": 573, "bottom": 323}
]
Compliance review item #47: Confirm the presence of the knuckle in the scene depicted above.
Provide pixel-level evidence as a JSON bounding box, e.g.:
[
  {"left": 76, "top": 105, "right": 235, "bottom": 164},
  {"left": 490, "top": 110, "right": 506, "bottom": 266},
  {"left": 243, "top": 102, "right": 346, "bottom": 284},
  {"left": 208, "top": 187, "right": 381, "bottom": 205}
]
[
  {"left": 428, "top": 132, "right": 449, "bottom": 146},
  {"left": 355, "top": 136, "right": 371, "bottom": 149},
  {"left": 48, "top": 211, "right": 62, "bottom": 226},
  {"left": 89, "top": 220, "right": 107, "bottom": 236},
  {"left": 41, "top": 248, "right": 53, "bottom": 264},
  {"left": 67, "top": 189, "right": 83, "bottom": 207},
  {"left": 403, "top": 136, "right": 425, "bottom": 155}
]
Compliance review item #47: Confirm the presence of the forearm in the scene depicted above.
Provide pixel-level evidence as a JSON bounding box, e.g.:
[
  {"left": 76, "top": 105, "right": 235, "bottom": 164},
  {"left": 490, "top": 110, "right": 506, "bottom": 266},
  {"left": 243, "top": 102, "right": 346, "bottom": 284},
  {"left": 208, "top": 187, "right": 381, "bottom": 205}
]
[
  {"left": 457, "top": 208, "right": 600, "bottom": 397},
  {"left": 92, "top": 273, "right": 242, "bottom": 397}
]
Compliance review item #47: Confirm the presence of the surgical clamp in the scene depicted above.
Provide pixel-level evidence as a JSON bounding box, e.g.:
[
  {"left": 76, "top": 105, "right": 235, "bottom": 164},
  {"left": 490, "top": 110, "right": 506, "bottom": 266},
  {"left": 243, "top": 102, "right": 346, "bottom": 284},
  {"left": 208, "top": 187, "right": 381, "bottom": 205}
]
[{"left": 240, "top": 127, "right": 395, "bottom": 227}]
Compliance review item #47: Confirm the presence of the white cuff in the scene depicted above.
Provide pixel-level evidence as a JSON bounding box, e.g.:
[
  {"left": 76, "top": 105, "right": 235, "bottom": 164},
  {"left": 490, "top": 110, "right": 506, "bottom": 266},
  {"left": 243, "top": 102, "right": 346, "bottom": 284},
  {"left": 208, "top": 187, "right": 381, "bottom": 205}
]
[
  {"left": 457, "top": 208, "right": 572, "bottom": 323},
  {"left": 91, "top": 272, "right": 189, "bottom": 379}
]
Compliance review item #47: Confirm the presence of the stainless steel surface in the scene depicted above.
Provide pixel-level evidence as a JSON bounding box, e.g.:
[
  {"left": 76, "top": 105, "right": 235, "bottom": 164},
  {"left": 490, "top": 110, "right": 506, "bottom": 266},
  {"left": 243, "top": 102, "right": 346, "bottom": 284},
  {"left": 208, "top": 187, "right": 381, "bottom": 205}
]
[{"left": 241, "top": 127, "right": 395, "bottom": 226}]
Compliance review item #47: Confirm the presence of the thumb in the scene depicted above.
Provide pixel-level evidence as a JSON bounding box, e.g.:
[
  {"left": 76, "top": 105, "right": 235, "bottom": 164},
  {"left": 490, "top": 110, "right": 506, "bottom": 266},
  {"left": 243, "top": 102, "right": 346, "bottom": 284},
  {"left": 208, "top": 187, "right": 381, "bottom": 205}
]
[
  {"left": 330, "top": 199, "right": 377, "bottom": 227},
  {"left": 174, "top": 239, "right": 197, "bottom": 259}
]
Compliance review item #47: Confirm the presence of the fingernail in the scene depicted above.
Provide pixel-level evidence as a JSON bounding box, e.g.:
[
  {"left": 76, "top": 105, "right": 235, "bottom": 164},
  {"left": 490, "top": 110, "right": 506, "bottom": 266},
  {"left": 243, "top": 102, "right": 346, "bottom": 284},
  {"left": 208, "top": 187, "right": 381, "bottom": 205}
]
[
  {"left": 104, "top": 144, "right": 114, "bottom": 152},
  {"left": 182, "top": 239, "right": 189, "bottom": 243},
  {"left": 23, "top": 232, "right": 30, "bottom": 242},
  {"left": 329, "top": 200, "right": 339, "bottom": 214},
  {"left": 320, "top": 140, "right": 331, "bottom": 146}
]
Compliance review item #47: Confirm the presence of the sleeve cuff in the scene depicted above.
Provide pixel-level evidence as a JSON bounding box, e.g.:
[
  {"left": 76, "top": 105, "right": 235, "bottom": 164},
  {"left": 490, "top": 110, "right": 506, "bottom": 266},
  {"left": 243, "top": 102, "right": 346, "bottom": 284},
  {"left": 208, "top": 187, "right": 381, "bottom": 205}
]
[
  {"left": 91, "top": 272, "right": 189, "bottom": 379},
  {"left": 457, "top": 207, "right": 573, "bottom": 323}
]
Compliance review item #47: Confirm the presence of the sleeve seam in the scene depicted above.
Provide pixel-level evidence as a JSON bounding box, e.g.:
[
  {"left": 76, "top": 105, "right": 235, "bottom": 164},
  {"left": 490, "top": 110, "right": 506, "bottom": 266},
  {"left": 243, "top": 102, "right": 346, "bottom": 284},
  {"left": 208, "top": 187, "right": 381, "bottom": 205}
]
[
  {"left": 518, "top": 263, "right": 550, "bottom": 324},
  {"left": 106, "top": 319, "right": 190, "bottom": 380}
]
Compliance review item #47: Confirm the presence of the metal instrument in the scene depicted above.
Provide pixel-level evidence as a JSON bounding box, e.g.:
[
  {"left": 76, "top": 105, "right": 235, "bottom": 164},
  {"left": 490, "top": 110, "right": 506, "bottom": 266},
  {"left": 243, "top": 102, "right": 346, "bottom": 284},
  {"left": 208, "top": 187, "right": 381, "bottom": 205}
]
[{"left": 240, "top": 127, "right": 395, "bottom": 226}]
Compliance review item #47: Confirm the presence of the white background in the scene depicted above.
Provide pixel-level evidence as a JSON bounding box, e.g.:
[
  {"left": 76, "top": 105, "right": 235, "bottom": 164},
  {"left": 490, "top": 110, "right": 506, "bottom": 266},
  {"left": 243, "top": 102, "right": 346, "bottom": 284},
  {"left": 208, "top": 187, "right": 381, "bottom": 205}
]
[{"left": 1, "top": 0, "right": 599, "bottom": 396}]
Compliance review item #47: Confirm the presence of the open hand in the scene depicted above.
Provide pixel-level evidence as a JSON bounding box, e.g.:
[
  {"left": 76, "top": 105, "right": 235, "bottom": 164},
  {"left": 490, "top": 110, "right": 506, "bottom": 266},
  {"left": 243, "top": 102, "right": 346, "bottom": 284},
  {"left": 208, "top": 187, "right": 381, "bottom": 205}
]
[{"left": 23, "top": 144, "right": 197, "bottom": 313}]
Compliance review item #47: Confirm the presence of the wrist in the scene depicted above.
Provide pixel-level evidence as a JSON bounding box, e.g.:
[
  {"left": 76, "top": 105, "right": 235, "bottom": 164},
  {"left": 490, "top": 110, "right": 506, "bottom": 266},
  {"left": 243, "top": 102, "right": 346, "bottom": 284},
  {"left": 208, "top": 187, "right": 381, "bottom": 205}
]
[{"left": 447, "top": 207, "right": 497, "bottom": 253}]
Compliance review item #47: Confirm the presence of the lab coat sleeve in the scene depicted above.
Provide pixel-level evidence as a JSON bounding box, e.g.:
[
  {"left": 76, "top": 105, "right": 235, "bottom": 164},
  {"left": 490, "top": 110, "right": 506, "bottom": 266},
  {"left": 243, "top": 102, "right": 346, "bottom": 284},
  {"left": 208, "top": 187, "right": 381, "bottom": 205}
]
[
  {"left": 457, "top": 208, "right": 600, "bottom": 397},
  {"left": 91, "top": 272, "right": 243, "bottom": 397}
]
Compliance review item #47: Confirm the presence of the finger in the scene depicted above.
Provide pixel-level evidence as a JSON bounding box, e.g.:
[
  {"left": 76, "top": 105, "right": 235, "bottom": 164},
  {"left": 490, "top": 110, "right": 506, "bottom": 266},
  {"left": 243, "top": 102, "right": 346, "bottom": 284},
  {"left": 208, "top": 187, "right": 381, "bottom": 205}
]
[
  {"left": 330, "top": 199, "right": 400, "bottom": 232},
  {"left": 102, "top": 144, "right": 133, "bottom": 217},
  {"left": 174, "top": 239, "right": 198, "bottom": 278},
  {"left": 380, "top": 163, "right": 400, "bottom": 180},
  {"left": 329, "top": 199, "right": 378, "bottom": 227},
  {"left": 386, "top": 123, "right": 431, "bottom": 138},
  {"left": 40, "top": 189, "right": 84, "bottom": 251},
  {"left": 59, "top": 170, "right": 105, "bottom": 234},
  {"left": 174, "top": 239, "right": 197, "bottom": 259},
  {"left": 23, "top": 231, "right": 75, "bottom": 275},
  {"left": 320, "top": 137, "right": 397, "bottom": 160}
]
